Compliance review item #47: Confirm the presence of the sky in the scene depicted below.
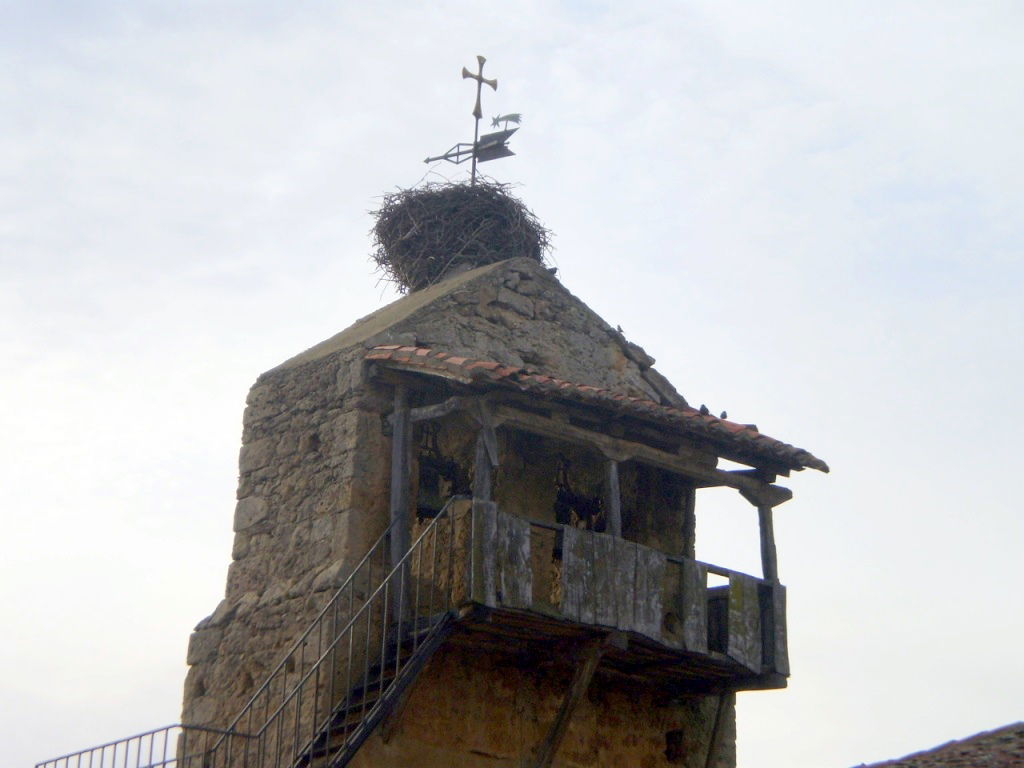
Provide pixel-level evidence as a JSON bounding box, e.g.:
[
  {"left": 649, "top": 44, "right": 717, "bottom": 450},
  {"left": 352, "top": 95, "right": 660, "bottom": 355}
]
[{"left": 2, "top": 2, "right": 1022, "bottom": 766}]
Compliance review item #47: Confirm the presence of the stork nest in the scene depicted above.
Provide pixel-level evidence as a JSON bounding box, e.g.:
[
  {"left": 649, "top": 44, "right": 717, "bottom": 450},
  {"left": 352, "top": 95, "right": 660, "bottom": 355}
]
[{"left": 371, "top": 181, "right": 552, "bottom": 293}]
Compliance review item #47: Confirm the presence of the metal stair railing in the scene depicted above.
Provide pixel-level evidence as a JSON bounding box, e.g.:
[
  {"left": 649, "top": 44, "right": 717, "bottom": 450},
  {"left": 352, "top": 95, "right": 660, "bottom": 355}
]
[
  {"left": 34, "top": 724, "right": 242, "bottom": 768},
  {"left": 35, "top": 495, "right": 472, "bottom": 768},
  {"left": 202, "top": 493, "right": 470, "bottom": 768}
]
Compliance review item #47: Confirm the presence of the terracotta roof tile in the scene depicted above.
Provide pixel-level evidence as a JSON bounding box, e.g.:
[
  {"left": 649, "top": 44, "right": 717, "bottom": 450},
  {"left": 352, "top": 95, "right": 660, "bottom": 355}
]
[
  {"left": 366, "top": 345, "right": 828, "bottom": 473},
  {"left": 857, "top": 723, "right": 1024, "bottom": 768}
]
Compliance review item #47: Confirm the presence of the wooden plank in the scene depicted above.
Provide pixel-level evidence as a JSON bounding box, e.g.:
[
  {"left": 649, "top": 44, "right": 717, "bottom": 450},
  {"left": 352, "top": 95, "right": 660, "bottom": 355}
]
[
  {"left": 604, "top": 460, "right": 622, "bottom": 537},
  {"left": 531, "top": 638, "right": 606, "bottom": 768},
  {"left": 579, "top": 530, "right": 596, "bottom": 625},
  {"left": 633, "top": 544, "right": 666, "bottom": 641},
  {"left": 759, "top": 583, "right": 788, "bottom": 676},
  {"left": 612, "top": 537, "right": 637, "bottom": 632},
  {"left": 471, "top": 500, "right": 497, "bottom": 607},
  {"left": 472, "top": 431, "right": 492, "bottom": 502},
  {"left": 773, "top": 584, "right": 789, "bottom": 675},
  {"left": 680, "top": 559, "right": 708, "bottom": 654},
  {"left": 727, "top": 573, "right": 762, "bottom": 672},
  {"left": 497, "top": 511, "right": 532, "bottom": 609},
  {"left": 560, "top": 527, "right": 589, "bottom": 623},
  {"left": 592, "top": 532, "right": 617, "bottom": 627}
]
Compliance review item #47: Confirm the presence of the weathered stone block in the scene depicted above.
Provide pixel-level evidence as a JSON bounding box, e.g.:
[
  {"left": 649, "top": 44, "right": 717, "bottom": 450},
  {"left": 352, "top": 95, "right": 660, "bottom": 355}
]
[
  {"left": 230, "top": 533, "right": 250, "bottom": 561},
  {"left": 233, "top": 497, "right": 268, "bottom": 532},
  {"left": 495, "top": 286, "right": 535, "bottom": 318},
  {"left": 186, "top": 628, "right": 222, "bottom": 665},
  {"left": 239, "top": 437, "right": 274, "bottom": 473}
]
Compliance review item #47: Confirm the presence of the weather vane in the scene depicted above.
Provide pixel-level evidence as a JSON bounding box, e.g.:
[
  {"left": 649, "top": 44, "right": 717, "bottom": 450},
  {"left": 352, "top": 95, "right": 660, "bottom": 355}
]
[{"left": 424, "top": 55, "right": 520, "bottom": 185}]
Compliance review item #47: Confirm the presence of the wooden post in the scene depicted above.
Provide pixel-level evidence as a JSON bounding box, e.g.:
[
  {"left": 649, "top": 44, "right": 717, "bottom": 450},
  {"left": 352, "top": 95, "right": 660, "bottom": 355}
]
[
  {"left": 389, "top": 385, "right": 411, "bottom": 626},
  {"left": 389, "top": 386, "right": 411, "bottom": 566},
  {"left": 473, "top": 430, "right": 492, "bottom": 502},
  {"left": 681, "top": 484, "right": 696, "bottom": 559},
  {"left": 741, "top": 485, "right": 787, "bottom": 584},
  {"left": 604, "top": 459, "right": 622, "bottom": 537},
  {"left": 757, "top": 504, "right": 779, "bottom": 583}
]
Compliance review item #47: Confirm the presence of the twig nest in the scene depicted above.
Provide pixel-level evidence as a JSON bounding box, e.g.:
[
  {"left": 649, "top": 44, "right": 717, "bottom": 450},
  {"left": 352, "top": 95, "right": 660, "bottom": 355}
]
[{"left": 371, "top": 181, "right": 552, "bottom": 293}]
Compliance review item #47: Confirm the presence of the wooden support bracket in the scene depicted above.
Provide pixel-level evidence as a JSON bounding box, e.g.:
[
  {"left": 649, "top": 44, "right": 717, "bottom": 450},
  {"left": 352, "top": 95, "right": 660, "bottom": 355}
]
[
  {"left": 531, "top": 633, "right": 622, "bottom": 768},
  {"left": 739, "top": 484, "right": 792, "bottom": 510},
  {"left": 703, "top": 692, "right": 735, "bottom": 768}
]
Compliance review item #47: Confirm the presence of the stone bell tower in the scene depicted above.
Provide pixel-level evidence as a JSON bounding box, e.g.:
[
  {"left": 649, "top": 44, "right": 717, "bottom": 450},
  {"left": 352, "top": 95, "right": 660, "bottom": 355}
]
[{"left": 177, "top": 253, "right": 827, "bottom": 768}]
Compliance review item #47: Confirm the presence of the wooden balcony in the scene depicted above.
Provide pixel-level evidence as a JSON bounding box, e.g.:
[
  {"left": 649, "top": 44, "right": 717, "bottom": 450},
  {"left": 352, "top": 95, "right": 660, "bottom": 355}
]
[{"left": 446, "top": 500, "right": 788, "bottom": 693}]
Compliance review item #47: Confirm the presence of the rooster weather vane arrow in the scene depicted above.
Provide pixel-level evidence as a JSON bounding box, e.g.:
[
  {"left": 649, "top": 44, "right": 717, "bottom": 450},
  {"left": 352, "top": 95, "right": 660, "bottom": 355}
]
[{"left": 424, "top": 55, "right": 520, "bottom": 185}]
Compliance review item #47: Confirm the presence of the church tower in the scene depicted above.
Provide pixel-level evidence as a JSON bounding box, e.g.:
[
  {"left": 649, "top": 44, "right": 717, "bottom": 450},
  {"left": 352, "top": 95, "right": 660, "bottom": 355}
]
[{"left": 173, "top": 253, "right": 827, "bottom": 768}]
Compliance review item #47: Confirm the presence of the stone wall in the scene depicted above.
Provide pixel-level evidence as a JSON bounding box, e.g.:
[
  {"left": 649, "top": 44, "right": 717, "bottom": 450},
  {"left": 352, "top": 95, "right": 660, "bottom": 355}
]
[
  {"left": 181, "top": 344, "right": 392, "bottom": 728},
  {"left": 352, "top": 644, "right": 736, "bottom": 768}
]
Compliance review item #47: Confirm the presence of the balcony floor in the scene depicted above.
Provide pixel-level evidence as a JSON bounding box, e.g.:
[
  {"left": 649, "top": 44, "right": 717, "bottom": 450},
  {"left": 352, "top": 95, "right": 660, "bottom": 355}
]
[{"left": 450, "top": 603, "right": 787, "bottom": 694}]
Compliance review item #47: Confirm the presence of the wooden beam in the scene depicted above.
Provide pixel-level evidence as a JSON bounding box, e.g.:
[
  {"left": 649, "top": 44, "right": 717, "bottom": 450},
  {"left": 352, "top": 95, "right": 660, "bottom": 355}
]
[
  {"left": 389, "top": 385, "right": 412, "bottom": 627},
  {"left": 604, "top": 459, "right": 622, "bottom": 537},
  {"left": 493, "top": 393, "right": 718, "bottom": 467},
  {"left": 531, "top": 636, "right": 608, "bottom": 768},
  {"left": 493, "top": 404, "right": 784, "bottom": 499},
  {"left": 405, "top": 396, "right": 464, "bottom": 423}
]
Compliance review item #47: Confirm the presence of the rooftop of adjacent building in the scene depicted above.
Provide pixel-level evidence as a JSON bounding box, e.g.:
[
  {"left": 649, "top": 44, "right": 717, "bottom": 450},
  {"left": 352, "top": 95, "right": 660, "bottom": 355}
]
[{"left": 854, "top": 723, "right": 1024, "bottom": 768}]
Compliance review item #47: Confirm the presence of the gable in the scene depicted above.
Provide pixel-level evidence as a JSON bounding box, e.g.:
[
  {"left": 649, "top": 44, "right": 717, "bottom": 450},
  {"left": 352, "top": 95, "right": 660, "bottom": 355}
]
[{"left": 271, "top": 257, "right": 686, "bottom": 407}]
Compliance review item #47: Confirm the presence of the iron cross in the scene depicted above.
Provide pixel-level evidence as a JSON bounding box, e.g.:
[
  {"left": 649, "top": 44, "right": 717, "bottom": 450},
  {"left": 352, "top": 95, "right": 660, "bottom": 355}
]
[
  {"left": 462, "top": 55, "right": 497, "bottom": 120},
  {"left": 463, "top": 55, "right": 497, "bottom": 184}
]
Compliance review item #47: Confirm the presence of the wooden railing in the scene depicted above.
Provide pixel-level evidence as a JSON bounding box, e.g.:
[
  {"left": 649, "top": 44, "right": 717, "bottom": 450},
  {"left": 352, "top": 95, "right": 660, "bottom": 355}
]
[{"left": 468, "top": 501, "right": 788, "bottom": 677}]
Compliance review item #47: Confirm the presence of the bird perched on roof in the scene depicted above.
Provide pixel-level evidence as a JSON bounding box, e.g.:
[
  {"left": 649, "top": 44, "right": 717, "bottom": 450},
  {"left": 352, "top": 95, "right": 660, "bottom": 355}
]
[
  {"left": 720, "top": 410, "right": 728, "bottom": 420},
  {"left": 699, "top": 404, "right": 710, "bottom": 415}
]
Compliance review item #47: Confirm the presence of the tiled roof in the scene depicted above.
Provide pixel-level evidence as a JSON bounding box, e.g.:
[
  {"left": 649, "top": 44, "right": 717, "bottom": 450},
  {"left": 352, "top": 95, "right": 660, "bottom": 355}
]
[
  {"left": 365, "top": 345, "right": 829, "bottom": 473},
  {"left": 855, "top": 723, "right": 1024, "bottom": 768}
]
